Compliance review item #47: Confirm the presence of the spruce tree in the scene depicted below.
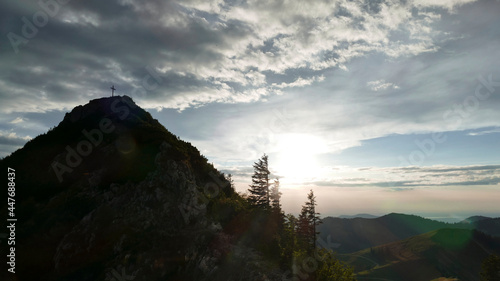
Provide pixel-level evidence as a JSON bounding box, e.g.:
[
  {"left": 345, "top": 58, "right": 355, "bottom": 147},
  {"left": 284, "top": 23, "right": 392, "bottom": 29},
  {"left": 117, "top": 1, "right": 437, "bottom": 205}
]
[
  {"left": 305, "top": 189, "right": 321, "bottom": 251},
  {"left": 270, "top": 178, "right": 282, "bottom": 212},
  {"left": 248, "top": 154, "right": 270, "bottom": 208},
  {"left": 226, "top": 173, "right": 235, "bottom": 190},
  {"left": 297, "top": 190, "right": 322, "bottom": 253},
  {"left": 296, "top": 204, "right": 311, "bottom": 250},
  {"left": 280, "top": 214, "right": 297, "bottom": 267}
]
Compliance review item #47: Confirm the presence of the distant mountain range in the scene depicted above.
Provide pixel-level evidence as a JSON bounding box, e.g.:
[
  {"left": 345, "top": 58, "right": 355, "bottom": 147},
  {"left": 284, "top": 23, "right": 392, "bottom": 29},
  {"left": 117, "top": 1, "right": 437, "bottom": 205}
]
[
  {"left": 319, "top": 213, "right": 500, "bottom": 254},
  {"left": 459, "top": 215, "right": 492, "bottom": 224},
  {"left": 319, "top": 213, "right": 500, "bottom": 280},
  {"left": 337, "top": 214, "right": 380, "bottom": 219}
]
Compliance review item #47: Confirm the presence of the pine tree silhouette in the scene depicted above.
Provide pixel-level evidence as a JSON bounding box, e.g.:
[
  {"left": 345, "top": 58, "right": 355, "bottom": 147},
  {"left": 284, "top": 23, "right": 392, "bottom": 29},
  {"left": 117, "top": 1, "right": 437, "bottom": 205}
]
[{"left": 248, "top": 154, "right": 270, "bottom": 208}]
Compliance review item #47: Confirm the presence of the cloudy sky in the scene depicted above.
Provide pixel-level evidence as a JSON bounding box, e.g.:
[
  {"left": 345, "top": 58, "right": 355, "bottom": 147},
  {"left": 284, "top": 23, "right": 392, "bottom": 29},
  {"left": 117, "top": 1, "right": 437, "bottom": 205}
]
[{"left": 1, "top": 0, "right": 500, "bottom": 220}]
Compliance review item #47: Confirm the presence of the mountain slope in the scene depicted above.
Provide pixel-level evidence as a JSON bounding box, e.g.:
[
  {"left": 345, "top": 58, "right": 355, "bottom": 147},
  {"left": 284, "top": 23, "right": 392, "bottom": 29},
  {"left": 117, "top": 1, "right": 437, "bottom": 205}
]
[
  {"left": 318, "top": 213, "right": 452, "bottom": 253},
  {"left": 463, "top": 217, "right": 500, "bottom": 237},
  {"left": 0, "top": 96, "right": 278, "bottom": 281},
  {"left": 344, "top": 229, "right": 500, "bottom": 281},
  {"left": 319, "top": 213, "right": 500, "bottom": 253},
  {"left": 2, "top": 96, "right": 220, "bottom": 201}
]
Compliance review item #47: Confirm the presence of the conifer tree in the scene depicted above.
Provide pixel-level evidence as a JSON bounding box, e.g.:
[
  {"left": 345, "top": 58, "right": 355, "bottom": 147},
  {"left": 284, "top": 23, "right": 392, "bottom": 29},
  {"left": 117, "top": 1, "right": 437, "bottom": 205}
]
[
  {"left": 296, "top": 204, "right": 311, "bottom": 250},
  {"left": 306, "top": 189, "right": 321, "bottom": 251},
  {"left": 270, "top": 178, "right": 282, "bottom": 212},
  {"left": 226, "top": 173, "right": 235, "bottom": 190},
  {"left": 280, "top": 214, "right": 297, "bottom": 267},
  {"left": 296, "top": 189, "right": 322, "bottom": 252},
  {"left": 248, "top": 154, "right": 270, "bottom": 208}
]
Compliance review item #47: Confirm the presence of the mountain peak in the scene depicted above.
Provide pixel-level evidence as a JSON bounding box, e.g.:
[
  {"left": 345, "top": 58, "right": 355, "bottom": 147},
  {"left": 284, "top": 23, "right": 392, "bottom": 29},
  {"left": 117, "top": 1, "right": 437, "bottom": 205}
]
[
  {"left": 0, "top": 94, "right": 245, "bottom": 281},
  {"left": 460, "top": 215, "right": 492, "bottom": 224},
  {"left": 0, "top": 94, "right": 207, "bottom": 197},
  {"left": 338, "top": 213, "right": 379, "bottom": 219},
  {"left": 62, "top": 95, "right": 143, "bottom": 124}
]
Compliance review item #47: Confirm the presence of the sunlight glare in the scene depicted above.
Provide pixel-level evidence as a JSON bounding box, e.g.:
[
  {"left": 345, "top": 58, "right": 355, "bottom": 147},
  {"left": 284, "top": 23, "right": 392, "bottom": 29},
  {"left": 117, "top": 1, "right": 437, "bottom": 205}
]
[{"left": 274, "top": 134, "right": 327, "bottom": 184}]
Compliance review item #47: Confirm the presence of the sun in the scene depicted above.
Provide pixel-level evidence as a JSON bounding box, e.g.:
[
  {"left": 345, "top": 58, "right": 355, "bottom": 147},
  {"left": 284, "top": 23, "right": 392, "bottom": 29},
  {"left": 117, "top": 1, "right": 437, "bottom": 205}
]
[{"left": 274, "top": 133, "right": 327, "bottom": 184}]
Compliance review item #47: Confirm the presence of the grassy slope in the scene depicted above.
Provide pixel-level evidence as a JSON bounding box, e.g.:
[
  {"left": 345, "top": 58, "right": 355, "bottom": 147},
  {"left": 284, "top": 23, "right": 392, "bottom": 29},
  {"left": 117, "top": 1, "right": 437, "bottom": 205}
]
[
  {"left": 319, "top": 213, "right": 454, "bottom": 253},
  {"left": 343, "top": 229, "right": 500, "bottom": 281}
]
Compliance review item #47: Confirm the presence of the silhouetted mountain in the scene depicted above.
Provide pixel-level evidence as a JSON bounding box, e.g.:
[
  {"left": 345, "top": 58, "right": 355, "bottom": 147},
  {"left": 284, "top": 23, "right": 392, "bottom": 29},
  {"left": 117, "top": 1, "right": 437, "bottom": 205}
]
[
  {"left": 469, "top": 217, "right": 500, "bottom": 237},
  {"left": 0, "top": 96, "right": 282, "bottom": 281},
  {"left": 318, "top": 213, "right": 500, "bottom": 254},
  {"left": 344, "top": 229, "right": 500, "bottom": 281},
  {"left": 2, "top": 96, "right": 222, "bottom": 201},
  {"left": 337, "top": 214, "right": 379, "bottom": 219},
  {"left": 318, "top": 213, "right": 451, "bottom": 253},
  {"left": 460, "top": 216, "right": 492, "bottom": 224}
]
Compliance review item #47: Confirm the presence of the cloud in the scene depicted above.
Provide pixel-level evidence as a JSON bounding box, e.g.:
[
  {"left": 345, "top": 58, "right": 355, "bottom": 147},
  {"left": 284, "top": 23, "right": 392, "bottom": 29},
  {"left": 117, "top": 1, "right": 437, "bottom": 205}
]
[
  {"left": 273, "top": 76, "right": 325, "bottom": 89},
  {"left": 367, "top": 80, "right": 400, "bottom": 91},
  {"left": 9, "top": 117, "right": 25, "bottom": 124},
  {"left": 0, "top": 131, "right": 31, "bottom": 157},
  {"left": 0, "top": 131, "right": 31, "bottom": 146},
  {"left": 0, "top": 0, "right": 484, "bottom": 114},
  {"left": 2, "top": 0, "right": 500, "bottom": 172},
  {"left": 307, "top": 164, "right": 500, "bottom": 190},
  {"left": 467, "top": 127, "right": 500, "bottom": 136},
  {"left": 413, "top": 0, "right": 478, "bottom": 10}
]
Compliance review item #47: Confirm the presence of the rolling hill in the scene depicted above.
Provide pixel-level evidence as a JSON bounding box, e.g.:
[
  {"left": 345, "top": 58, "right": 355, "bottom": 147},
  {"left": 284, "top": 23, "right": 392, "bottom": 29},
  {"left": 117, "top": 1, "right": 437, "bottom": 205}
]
[
  {"left": 338, "top": 214, "right": 380, "bottom": 219},
  {"left": 343, "top": 228, "right": 500, "bottom": 281},
  {"left": 318, "top": 213, "right": 452, "bottom": 253}
]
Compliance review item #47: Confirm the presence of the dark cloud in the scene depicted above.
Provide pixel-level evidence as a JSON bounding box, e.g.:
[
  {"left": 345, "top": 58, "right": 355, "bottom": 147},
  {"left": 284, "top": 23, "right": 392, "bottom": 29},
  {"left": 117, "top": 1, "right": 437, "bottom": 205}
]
[
  {"left": 4, "top": 0, "right": 490, "bottom": 114},
  {"left": 395, "top": 165, "right": 500, "bottom": 174},
  {"left": 1, "top": 0, "right": 499, "bottom": 167},
  {"left": 0, "top": 134, "right": 29, "bottom": 146}
]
